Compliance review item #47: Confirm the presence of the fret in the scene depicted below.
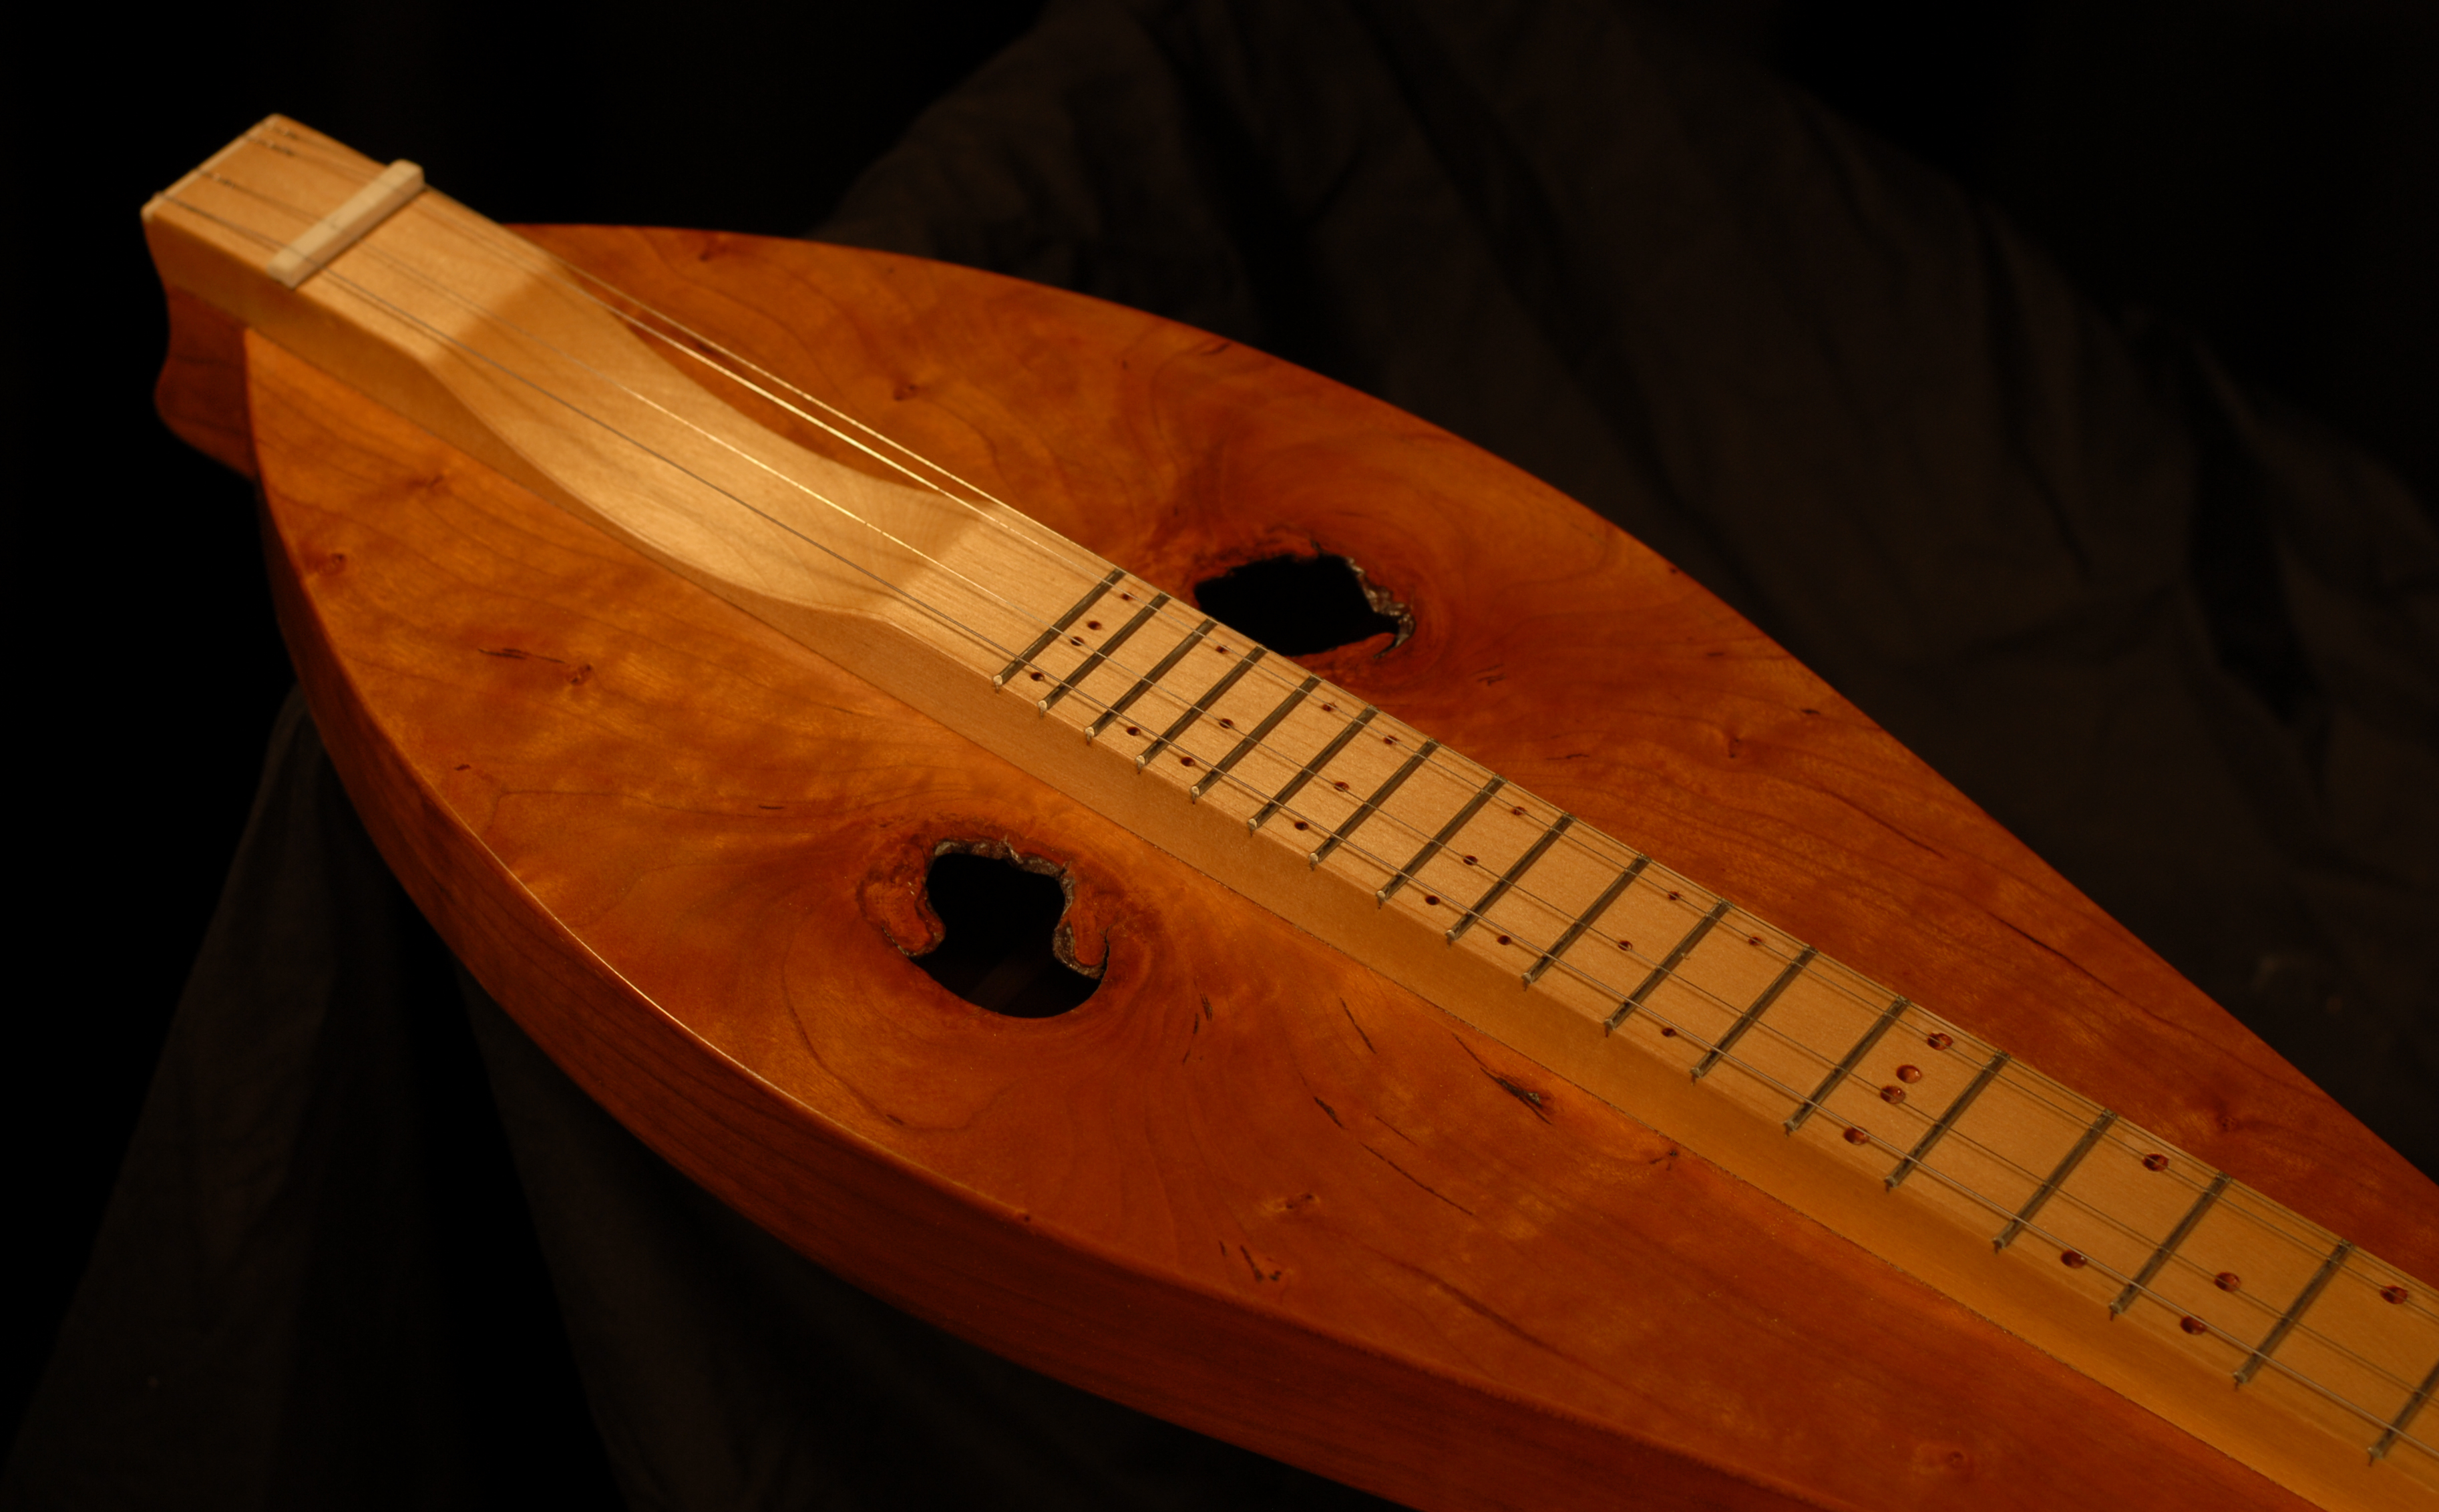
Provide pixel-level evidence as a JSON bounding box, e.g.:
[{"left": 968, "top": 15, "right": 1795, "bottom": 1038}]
[
  {"left": 1993, "top": 1109, "right": 2116, "bottom": 1251},
  {"left": 1248, "top": 705, "right": 1376, "bottom": 832},
  {"left": 2235, "top": 1240, "right": 2353, "bottom": 1386},
  {"left": 1139, "top": 646, "right": 1266, "bottom": 769},
  {"left": 1885, "top": 1051, "right": 2010, "bottom": 1191},
  {"left": 1603, "top": 897, "right": 1730, "bottom": 1030},
  {"left": 1783, "top": 996, "right": 1907, "bottom": 1133},
  {"left": 2372, "top": 1359, "right": 2439, "bottom": 1461},
  {"left": 1523, "top": 855, "right": 1648, "bottom": 986},
  {"left": 1311, "top": 741, "right": 1441, "bottom": 868},
  {"left": 1378, "top": 775, "right": 1506, "bottom": 906},
  {"left": 1447, "top": 814, "right": 1576, "bottom": 945},
  {"left": 1191, "top": 675, "right": 1318, "bottom": 800},
  {"left": 1040, "top": 591, "right": 1168, "bottom": 713},
  {"left": 1085, "top": 617, "right": 1213, "bottom": 740},
  {"left": 1692, "top": 946, "right": 1815, "bottom": 1081},
  {"left": 2111, "top": 1171, "right": 2233, "bottom": 1316},
  {"left": 994, "top": 566, "right": 1123, "bottom": 687}
]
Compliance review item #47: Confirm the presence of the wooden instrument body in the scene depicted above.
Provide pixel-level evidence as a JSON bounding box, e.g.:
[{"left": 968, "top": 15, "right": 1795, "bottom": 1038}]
[{"left": 156, "top": 220, "right": 2436, "bottom": 1511}]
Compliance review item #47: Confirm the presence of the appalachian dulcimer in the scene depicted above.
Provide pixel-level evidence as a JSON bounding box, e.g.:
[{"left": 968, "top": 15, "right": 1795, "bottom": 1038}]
[{"left": 145, "top": 117, "right": 2437, "bottom": 1511}]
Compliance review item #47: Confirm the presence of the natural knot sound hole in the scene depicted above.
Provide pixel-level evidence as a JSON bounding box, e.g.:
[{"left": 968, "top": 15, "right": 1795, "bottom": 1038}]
[
  {"left": 1193, "top": 554, "right": 1407, "bottom": 656},
  {"left": 914, "top": 852, "right": 1099, "bottom": 1018}
]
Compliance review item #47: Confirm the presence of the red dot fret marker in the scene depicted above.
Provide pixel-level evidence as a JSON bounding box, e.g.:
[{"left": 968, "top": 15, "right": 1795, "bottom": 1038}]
[
  {"left": 2382, "top": 1286, "right": 2410, "bottom": 1305},
  {"left": 1747, "top": 935, "right": 1762, "bottom": 945},
  {"left": 1495, "top": 934, "right": 1512, "bottom": 946},
  {"left": 1462, "top": 855, "right": 1479, "bottom": 866},
  {"left": 1510, "top": 805, "right": 1526, "bottom": 816},
  {"left": 1382, "top": 735, "right": 1397, "bottom": 745},
  {"left": 1660, "top": 1025, "right": 1678, "bottom": 1038},
  {"left": 2142, "top": 1153, "right": 2171, "bottom": 1173},
  {"left": 1666, "top": 891, "right": 1682, "bottom": 901},
  {"left": 1881, "top": 1086, "right": 1907, "bottom": 1105},
  {"left": 1085, "top": 620, "right": 1102, "bottom": 630},
  {"left": 1292, "top": 821, "right": 1310, "bottom": 831},
  {"left": 1219, "top": 717, "right": 1235, "bottom": 729},
  {"left": 2061, "top": 1250, "right": 2088, "bottom": 1270},
  {"left": 2180, "top": 1316, "right": 2209, "bottom": 1336},
  {"left": 1125, "top": 725, "right": 1141, "bottom": 737},
  {"left": 1895, "top": 1065, "right": 1923, "bottom": 1083},
  {"left": 1925, "top": 1033, "right": 1953, "bottom": 1051},
  {"left": 2215, "top": 1273, "right": 2242, "bottom": 1293},
  {"left": 1119, "top": 593, "right": 1135, "bottom": 602},
  {"left": 1179, "top": 756, "right": 1195, "bottom": 767},
  {"left": 1618, "top": 940, "right": 1633, "bottom": 951},
  {"left": 1843, "top": 1127, "right": 1871, "bottom": 1146},
  {"left": 1320, "top": 703, "right": 1336, "bottom": 713},
  {"left": 1028, "top": 671, "right": 1045, "bottom": 682},
  {"left": 1333, "top": 780, "right": 1350, "bottom": 791},
  {"left": 1423, "top": 895, "right": 1440, "bottom": 906}
]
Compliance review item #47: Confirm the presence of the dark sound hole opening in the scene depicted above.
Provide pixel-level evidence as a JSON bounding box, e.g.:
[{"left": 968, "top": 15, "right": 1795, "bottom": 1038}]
[
  {"left": 914, "top": 852, "right": 1099, "bottom": 1018},
  {"left": 1193, "top": 554, "right": 1406, "bottom": 656}
]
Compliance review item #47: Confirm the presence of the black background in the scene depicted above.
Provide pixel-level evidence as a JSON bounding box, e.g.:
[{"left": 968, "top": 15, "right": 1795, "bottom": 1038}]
[{"left": 15, "top": 0, "right": 2433, "bottom": 1490}]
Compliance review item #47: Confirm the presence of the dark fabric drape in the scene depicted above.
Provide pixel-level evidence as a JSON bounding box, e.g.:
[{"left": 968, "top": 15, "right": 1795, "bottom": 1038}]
[{"left": 12, "top": 1, "right": 2432, "bottom": 1507}]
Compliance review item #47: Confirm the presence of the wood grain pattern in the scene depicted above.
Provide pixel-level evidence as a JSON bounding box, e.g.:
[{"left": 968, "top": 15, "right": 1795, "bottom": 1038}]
[{"left": 188, "top": 218, "right": 2436, "bottom": 1508}]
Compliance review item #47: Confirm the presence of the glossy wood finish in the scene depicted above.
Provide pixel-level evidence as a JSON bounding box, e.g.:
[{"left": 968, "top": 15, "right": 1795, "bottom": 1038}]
[{"left": 174, "top": 224, "right": 2436, "bottom": 1509}]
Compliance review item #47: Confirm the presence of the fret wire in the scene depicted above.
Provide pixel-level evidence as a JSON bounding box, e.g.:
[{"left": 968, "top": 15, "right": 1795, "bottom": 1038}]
[
  {"left": 2373, "top": 1360, "right": 2439, "bottom": 1461},
  {"left": 1603, "top": 897, "right": 1730, "bottom": 1030},
  {"left": 204, "top": 155, "right": 2430, "bottom": 1433},
  {"left": 1250, "top": 706, "right": 1377, "bottom": 832},
  {"left": 2111, "top": 1171, "right": 2233, "bottom": 1316},
  {"left": 1313, "top": 743, "right": 1441, "bottom": 868},
  {"left": 1449, "top": 815, "right": 1576, "bottom": 944},
  {"left": 1994, "top": 1110, "right": 2117, "bottom": 1251},
  {"left": 1523, "top": 856, "right": 1648, "bottom": 986},
  {"left": 995, "top": 563, "right": 1127, "bottom": 687},
  {"left": 1086, "top": 619, "right": 1215, "bottom": 740},
  {"left": 1783, "top": 998, "right": 1908, "bottom": 1133},
  {"left": 1865, "top": 1093, "right": 2368, "bottom": 1351},
  {"left": 1885, "top": 1051, "right": 2010, "bottom": 1191},
  {"left": 1192, "top": 675, "right": 1318, "bottom": 800},
  {"left": 1139, "top": 646, "right": 1266, "bottom": 769},
  {"left": 1859, "top": 1135, "right": 2423, "bottom": 1447},
  {"left": 1378, "top": 777, "right": 1506, "bottom": 907},
  {"left": 1692, "top": 947, "right": 1817, "bottom": 1081},
  {"left": 1241, "top": 733, "right": 1980, "bottom": 1099},
  {"left": 2235, "top": 1241, "right": 2353, "bottom": 1387},
  {"left": 1041, "top": 592, "right": 1168, "bottom": 713}
]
